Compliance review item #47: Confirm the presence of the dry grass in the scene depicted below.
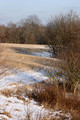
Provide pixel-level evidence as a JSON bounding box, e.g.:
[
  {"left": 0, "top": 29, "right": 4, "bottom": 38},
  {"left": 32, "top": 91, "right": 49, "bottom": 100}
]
[
  {"left": 0, "top": 43, "right": 48, "bottom": 49},
  {"left": 26, "top": 82, "right": 80, "bottom": 119},
  {"left": 0, "top": 110, "right": 12, "bottom": 118},
  {"left": 0, "top": 43, "right": 58, "bottom": 71},
  {"left": 1, "top": 82, "right": 80, "bottom": 117},
  {"left": 0, "top": 44, "right": 10, "bottom": 79},
  {"left": 9, "top": 82, "right": 19, "bottom": 86},
  {"left": 0, "top": 88, "right": 14, "bottom": 97},
  {"left": 0, "top": 84, "right": 32, "bottom": 102},
  {"left": 1, "top": 82, "right": 80, "bottom": 119},
  {"left": 27, "top": 83, "right": 63, "bottom": 109}
]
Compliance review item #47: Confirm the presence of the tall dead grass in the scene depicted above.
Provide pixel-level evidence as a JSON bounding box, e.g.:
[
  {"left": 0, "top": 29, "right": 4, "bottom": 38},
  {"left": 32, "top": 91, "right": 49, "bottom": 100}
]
[{"left": 27, "top": 82, "right": 80, "bottom": 119}]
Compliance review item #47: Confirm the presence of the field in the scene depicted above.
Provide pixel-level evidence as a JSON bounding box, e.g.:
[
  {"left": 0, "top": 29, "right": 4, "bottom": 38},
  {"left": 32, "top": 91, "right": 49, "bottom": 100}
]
[{"left": 0, "top": 43, "right": 79, "bottom": 120}]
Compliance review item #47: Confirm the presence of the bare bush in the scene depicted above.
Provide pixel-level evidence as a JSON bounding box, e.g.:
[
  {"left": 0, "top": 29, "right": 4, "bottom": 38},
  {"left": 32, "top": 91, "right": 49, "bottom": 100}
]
[
  {"left": 46, "top": 11, "right": 80, "bottom": 55},
  {"left": 46, "top": 11, "right": 80, "bottom": 94},
  {"left": 27, "top": 83, "right": 80, "bottom": 119}
]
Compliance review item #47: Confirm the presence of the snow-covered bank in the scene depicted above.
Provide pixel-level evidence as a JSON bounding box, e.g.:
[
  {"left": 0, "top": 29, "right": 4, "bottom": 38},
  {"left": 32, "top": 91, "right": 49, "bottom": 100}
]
[
  {"left": 0, "top": 69, "right": 48, "bottom": 90},
  {"left": 0, "top": 68, "right": 72, "bottom": 120},
  {"left": 0, "top": 95, "right": 53, "bottom": 120},
  {"left": 13, "top": 47, "right": 52, "bottom": 57},
  {"left": 0, "top": 95, "right": 71, "bottom": 120},
  {"left": 25, "top": 51, "right": 52, "bottom": 57}
]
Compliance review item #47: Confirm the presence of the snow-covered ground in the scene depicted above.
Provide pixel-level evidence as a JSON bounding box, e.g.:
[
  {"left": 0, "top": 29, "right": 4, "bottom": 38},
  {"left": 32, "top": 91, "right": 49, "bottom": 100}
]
[
  {"left": 0, "top": 95, "right": 53, "bottom": 120},
  {"left": 13, "top": 47, "right": 52, "bottom": 57},
  {"left": 0, "top": 69, "right": 71, "bottom": 120},
  {"left": 0, "top": 69, "right": 49, "bottom": 120},
  {"left": 0, "top": 94, "right": 71, "bottom": 120},
  {"left": 20, "top": 51, "right": 52, "bottom": 57},
  {"left": 0, "top": 69, "right": 48, "bottom": 90},
  {"left": 31, "top": 51, "right": 52, "bottom": 57}
]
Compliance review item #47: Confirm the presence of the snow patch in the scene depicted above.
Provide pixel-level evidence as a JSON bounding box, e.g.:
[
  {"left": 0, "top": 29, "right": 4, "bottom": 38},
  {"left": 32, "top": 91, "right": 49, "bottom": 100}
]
[
  {"left": 0, "top": 69, "right": 48, "bottom": 90},
  {"left": 0, "top": 95, "right": 71, "bottom": 120}
]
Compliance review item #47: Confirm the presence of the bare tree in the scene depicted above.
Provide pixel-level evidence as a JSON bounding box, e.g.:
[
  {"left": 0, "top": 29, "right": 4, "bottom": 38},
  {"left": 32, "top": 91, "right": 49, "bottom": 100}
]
[
  {"left": 46, "top": 10, "right": 80, "bottom": 56},
  {"left": 21, "top": 15, "right": 43, "bottom": 44},
  {"left": 46, "top": 11, "right": 80, "bottom": 94}
]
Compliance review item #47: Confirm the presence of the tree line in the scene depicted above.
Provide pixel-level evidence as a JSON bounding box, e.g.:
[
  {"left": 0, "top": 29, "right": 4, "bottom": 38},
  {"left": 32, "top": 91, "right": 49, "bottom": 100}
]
[
  {"left": 0, "top": 15, "right": 46, "bottom": 44},
  {"left": 0, "top": 12, "right": 79, "bottom": 49},
  {"left": 0, "top": 11, "right": 80, "bottom": 56}
]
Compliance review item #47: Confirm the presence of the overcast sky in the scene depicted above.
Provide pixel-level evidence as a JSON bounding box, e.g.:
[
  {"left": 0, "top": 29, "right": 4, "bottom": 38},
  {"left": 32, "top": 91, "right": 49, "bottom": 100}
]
[{"left": 0, "top": 0, "right": 80, "bottom": 25}]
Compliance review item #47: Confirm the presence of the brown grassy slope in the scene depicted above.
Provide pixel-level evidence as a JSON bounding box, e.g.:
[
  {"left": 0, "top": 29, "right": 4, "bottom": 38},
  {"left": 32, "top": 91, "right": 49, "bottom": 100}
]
[{"left": 0, "top": 43, "right": 58, "bottom": 71}]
